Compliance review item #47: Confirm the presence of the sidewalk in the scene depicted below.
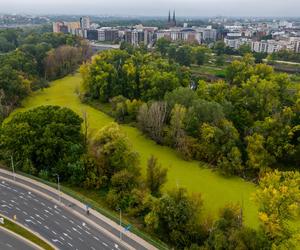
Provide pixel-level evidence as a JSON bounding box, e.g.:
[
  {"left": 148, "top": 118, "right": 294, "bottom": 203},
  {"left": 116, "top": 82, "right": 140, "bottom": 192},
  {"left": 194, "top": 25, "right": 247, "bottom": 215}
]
[{"left": 0, "top": 168, "right": 157, "bottom": 250}]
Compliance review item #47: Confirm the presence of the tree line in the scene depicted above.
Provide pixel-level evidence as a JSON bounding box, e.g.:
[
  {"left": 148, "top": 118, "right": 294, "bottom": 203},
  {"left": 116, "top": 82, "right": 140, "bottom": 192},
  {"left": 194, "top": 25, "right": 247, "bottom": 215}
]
[
  {"left": 81, "top": 46, "right": 300, "bottom": 180},
  {"left": 0, "top": 105, "right": 299, "bottom": 249},
  {"left": 0, "top": 28, "right": 92, "bottom": 121}
]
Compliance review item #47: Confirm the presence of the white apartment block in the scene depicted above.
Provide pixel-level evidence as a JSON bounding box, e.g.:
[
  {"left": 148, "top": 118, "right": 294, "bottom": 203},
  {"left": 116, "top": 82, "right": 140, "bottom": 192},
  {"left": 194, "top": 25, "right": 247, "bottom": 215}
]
[
  {"left": 251, "top": 37, "right": 300, "bottom": 54},
  {"left": 156, "top": 26, "right": 217, "bottom": 44}
]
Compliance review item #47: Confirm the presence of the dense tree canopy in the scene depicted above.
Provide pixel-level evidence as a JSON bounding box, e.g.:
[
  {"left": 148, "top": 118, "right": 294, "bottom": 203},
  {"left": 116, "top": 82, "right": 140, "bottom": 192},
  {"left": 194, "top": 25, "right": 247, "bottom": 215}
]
[
  {"left": 254, "top": 170, "right": 300, "bottom": 249},
  {"left": 82, "top": 47, "right": 300, "bottom": 179},
  {"left": 0, "top": 28, "right": 90, "bottom": 121},
  {"left": 81, "top": 49, "right": 189, "bottom": 102},
  {"left": 0, "top": 106, "right": 84, "bottom": 181}
]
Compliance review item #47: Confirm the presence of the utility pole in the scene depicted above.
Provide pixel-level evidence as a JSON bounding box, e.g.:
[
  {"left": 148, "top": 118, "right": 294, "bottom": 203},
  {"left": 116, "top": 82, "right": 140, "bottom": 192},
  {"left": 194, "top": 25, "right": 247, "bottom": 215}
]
[
  {"left": 10, "top": 155, "right": 15, "bottom": 181},
  {"left": 54, "top": 174, "right": 61, "bottom": 203}
]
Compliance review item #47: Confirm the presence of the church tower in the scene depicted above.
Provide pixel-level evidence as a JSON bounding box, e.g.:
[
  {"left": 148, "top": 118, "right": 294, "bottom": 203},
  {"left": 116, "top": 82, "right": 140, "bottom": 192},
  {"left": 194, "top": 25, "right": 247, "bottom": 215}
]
[
  {"left": 167, "top": 10, "right": 176, "bottom": 28},
  {"left": 173, "top": 10, "right": 176, "bottom": 26}
]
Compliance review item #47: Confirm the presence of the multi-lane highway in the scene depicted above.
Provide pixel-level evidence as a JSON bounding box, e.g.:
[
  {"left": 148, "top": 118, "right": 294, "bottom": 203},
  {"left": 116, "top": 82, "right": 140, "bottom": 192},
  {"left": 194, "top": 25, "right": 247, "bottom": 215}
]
[
  {"left": 0, "top": 179, "right": 126, "bottom": 250},
  {"left": 0, "top": 227, "right": 38, "bottom": 250}
]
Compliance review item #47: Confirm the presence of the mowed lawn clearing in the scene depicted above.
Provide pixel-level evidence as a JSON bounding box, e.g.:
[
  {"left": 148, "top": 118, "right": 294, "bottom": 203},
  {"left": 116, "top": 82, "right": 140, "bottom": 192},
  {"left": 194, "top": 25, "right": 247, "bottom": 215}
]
[{"left": 10, "top": 74, "right": 259, "bottom": 228}]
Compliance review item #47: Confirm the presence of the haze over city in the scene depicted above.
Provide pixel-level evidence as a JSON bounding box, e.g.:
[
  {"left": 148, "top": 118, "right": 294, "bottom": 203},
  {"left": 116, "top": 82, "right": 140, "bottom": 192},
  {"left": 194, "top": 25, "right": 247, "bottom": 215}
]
[{"left": 1, "top": 0, "right": 300, "bottom": 17}]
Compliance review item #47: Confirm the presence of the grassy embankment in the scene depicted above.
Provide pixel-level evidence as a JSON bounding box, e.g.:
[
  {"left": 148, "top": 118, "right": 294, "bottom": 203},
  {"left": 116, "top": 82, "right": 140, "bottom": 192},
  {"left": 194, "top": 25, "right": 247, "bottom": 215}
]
[
  {"left": 0, "top": 214, "right": 54, "bottom": 250},
  {"left": 10, "top": 73, "right": 259, "bottom": 229}
]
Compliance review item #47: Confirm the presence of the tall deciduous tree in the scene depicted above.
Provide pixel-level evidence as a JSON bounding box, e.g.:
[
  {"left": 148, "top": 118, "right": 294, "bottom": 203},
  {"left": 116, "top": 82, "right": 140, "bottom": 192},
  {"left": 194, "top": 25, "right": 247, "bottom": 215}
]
[
  {"left": 254, "top": 170, "right": 300, "bottom": 249},
  {"left": 137, "top": 102, "right": 167, "bottom": 144},
  {"left": 90, "top": 122, "right": 140, "bottom": 186},
  {"left": 146, "top": 155, "right": 168, "bottom": 197},
  {"left": 145, "top": 188, "right": 206, "bottom": 249}
]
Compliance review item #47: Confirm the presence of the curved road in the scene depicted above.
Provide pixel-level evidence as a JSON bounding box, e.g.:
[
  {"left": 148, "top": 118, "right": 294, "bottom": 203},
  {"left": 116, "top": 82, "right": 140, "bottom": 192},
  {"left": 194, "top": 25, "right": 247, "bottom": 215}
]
[
  {"left": 0, "top": 227, "right": 38, "bottom": 250},
  {"left": 0, "top": 179, "right": 126, "bottom": 250}
]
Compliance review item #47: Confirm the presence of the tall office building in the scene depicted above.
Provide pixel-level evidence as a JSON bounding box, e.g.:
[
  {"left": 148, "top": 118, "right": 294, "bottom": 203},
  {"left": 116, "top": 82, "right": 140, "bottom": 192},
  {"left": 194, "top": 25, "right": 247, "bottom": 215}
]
[{"left": 80, "top": 16, "right": 91, "bottom": 29}]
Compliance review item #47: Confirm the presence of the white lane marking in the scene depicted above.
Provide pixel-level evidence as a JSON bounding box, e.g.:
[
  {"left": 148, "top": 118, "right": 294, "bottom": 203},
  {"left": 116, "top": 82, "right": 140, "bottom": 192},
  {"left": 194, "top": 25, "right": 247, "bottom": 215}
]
[
  {"left": 102, "top": 242, "right": 108, "bottom": 247},
  {"left": 15, "top": 207, "right": 20, "bottom": 211},
  {"left": 19, "top": 196, "right": 28, "bottom": 201},
  {"left": 44, "top": 225, "right": 49, "bottom": 230},
  {"left": 52, "top": 230, "right": 57, "bottom": 235},
  {"left": 72, "top": 227, "right": 82, "bottom": 235},
  {"left": 25, "top": 219, "right": 36, "bottom": 225},
  {"left": 69, "top": 219, "right": 74, "bottom": 224},
  {"left": 35, "top": 214, "right": 45, "bottom": 221},
  {"left": 93, "top": 236, "right": 99, "bottom": 241},
  {"left": 68, "top": 243, "right": 73, "bottom": 247},
  {"left": 62, "top": 215, "right": 67, "bottom": 219},
  {"left": 60, "top": 236, "right": 65, "bottom": 241},
  {"left": 44, "top": 209, "right": 54, "bottom": 216},
  {"left": 85, "top": 230, "right": 91, "bottom": 235},
  {"left": 1, "top": 204, "right": 12, "bottom": 209},
  {"left": 78, "top": 237, "right": 83, "bottom": 242},
  {"left": 114, "top": 244, "right": 119, "bottom": 249},
  {"left": 63, "top": 233, "right": 72, "bottom": 240},
  {"left": 51, "top": 239, "right": 63, "bottom": 245},
  {"left": 22, "top": 211, "right": 28, "bottom": 215},
  {"left": 47, "top": 206, "right": 53, "bottom": 210},
  {"left": 77, "top": 225, "right": 82, "bottom": 230},
  {"left": 40, "top": 202, "right": 45, "bottom": 206},
  {"left": 54, "top": 221, "right": 60, "bottom": 225},
  {"left": 66, "top": 229, "right": 71, "bottom": 233}
]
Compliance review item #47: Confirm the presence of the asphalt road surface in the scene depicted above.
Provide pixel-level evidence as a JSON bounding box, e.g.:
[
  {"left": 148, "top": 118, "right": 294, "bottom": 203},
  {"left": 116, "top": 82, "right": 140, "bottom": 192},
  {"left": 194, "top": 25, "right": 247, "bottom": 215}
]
[
  {"left": 0, "top": 179, "right": 126, "bottom": 250},
  {"left": 0, "top": 227, "right": 37, "bottom": 250}
]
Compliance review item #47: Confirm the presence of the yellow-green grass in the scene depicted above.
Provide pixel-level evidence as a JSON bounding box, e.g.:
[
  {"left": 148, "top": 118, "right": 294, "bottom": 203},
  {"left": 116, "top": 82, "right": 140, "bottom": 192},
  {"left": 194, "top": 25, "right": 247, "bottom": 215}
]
[
  {"left": 0, "top": 214, "right": 54, "bottom": 250},
  {"left": 10, "top": 74, "right": 259, "bottom": 228}
]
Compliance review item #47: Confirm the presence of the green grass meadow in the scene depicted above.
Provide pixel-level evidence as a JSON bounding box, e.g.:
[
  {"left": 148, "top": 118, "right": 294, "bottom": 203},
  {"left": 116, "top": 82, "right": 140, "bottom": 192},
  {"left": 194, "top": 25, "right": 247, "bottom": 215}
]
[{"left": 10, "top": 74, "right": 259, "bottom": 228}]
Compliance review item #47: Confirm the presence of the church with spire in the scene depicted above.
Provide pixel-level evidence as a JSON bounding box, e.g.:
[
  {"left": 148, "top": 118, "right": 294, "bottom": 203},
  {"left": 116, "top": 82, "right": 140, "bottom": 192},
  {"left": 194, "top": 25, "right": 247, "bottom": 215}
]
[{"left": 167, "top": 10, "right": 176, "bottom": 28}]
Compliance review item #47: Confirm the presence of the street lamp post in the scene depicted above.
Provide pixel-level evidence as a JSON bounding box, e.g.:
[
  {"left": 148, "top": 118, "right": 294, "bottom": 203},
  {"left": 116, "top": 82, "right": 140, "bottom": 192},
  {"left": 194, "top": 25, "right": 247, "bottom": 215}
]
[
  {"left": 118, "top": 208, "right": 122, "bottom": 240},
  {"left": 10, "top": 155, "right": 15, "bottom": 181},
  {"left": 54, "top": 174, "right": 61, "bottom": 203}
]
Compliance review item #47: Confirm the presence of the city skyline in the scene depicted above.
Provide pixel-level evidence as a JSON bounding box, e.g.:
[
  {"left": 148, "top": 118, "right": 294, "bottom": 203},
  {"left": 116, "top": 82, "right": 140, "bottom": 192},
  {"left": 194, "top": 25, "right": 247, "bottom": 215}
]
[{"left": 1, "top": 0, "right": 300, "bottom": 17}]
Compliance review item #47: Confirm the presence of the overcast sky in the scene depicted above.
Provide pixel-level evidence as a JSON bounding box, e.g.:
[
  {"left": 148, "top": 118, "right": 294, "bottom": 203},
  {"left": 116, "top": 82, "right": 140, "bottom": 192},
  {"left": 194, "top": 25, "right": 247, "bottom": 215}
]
[{"left": 1, "top": 0, "right": 299, "bottom": 17}]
